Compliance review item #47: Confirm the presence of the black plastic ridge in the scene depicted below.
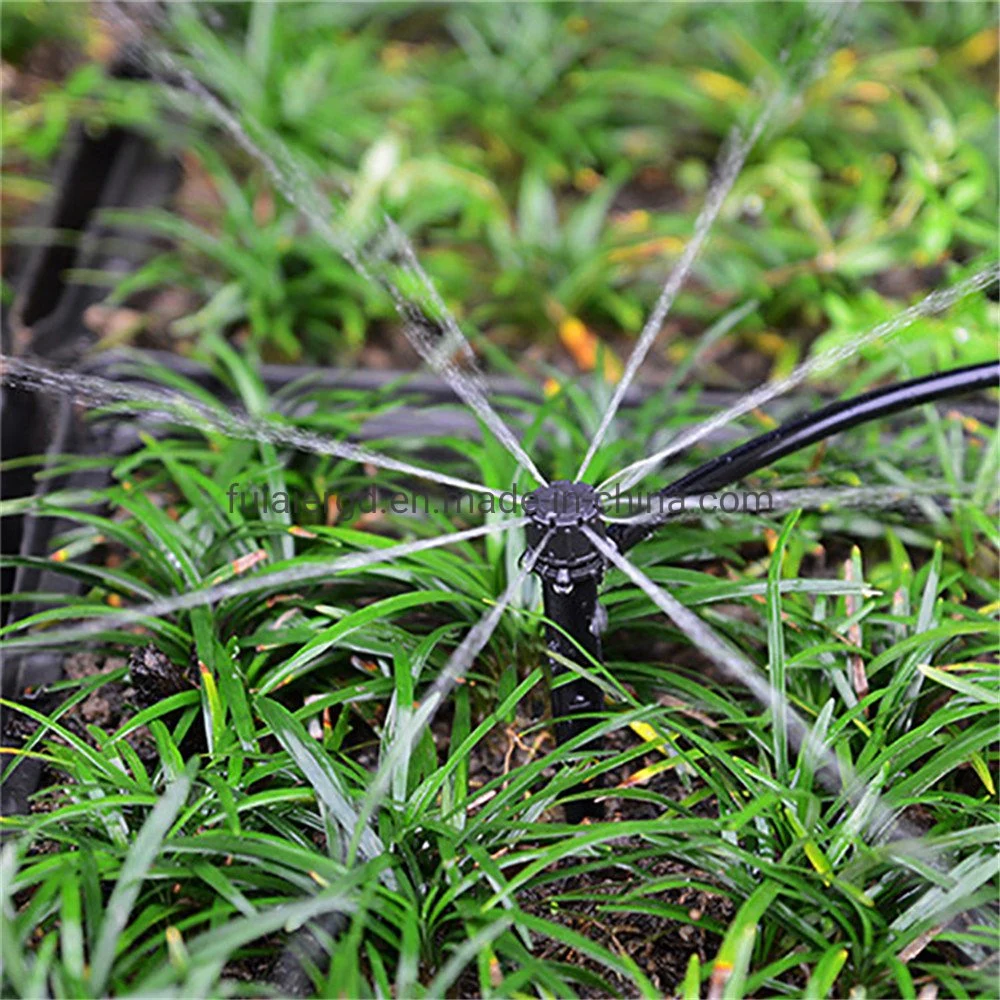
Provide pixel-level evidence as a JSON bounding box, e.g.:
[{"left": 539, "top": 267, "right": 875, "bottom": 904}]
[
  {"left": 90, "top": 348, "right": 1000, "bottom": 422},
  {"left": 1, "top": 61, "right": 181, "bottom": 824},
  {"left": 3, "top": 56, "right": 180, "bottom": 616},
  {"left": 78, "top": 350, "right": 1000, "bottom": 455}
]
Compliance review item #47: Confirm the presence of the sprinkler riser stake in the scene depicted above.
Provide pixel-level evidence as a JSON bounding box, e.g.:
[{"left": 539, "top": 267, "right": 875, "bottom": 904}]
[{"left": 525, "top": 481, "right": 608, "bottom": 821}]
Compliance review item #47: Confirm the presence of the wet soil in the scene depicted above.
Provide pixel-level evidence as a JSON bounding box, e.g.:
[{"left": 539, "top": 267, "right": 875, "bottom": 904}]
[{"left": 516, "top": 851, "right": 732, "bottom": 998}]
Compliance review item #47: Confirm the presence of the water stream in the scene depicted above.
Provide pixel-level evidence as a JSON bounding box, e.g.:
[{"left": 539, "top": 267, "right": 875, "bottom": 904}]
[
  {"left": 0, "top": 355, "right": 505, "bottom": 498},
  {"left": 602, "top": 482, "right": 975, "bottom": 526},
  {"left": 103, "top": 2, "right": 546, "bottom": 486},
  {"left": 349, "top": 527, "right": 552, "bottom": 862},
  {"left": 1, "top": 518, "right": 528, "bottom": 650},
  {"left": 576, "top": 2, "right": 855, "bottom": 481},
  {"left": 585, "top": 527, "right": 956, "bottom": 860}
]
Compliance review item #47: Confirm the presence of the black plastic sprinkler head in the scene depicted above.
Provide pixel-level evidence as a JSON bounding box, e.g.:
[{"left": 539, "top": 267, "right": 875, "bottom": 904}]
[
  {"left": 525, "top": 480, "right": 607, "bottom": 590},
  {"left": 525, "top": 481, "right": 608, "bottom": 822}
]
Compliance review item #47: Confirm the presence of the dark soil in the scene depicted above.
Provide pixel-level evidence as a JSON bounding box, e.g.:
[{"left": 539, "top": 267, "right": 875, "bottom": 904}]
[
  {"left": 433, "top": 710, "right": 734, "bottom": 998},
  {"left": 517, "top": 851, "right": 732, "bottom": 998}
]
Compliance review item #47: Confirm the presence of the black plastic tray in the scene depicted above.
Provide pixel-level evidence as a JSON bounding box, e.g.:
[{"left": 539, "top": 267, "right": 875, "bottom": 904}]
[{"left": 1, "top": 63, "right": 181, "bottom": 816}]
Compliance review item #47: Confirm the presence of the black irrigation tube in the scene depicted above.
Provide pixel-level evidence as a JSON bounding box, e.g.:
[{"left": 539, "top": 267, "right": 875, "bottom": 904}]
[{"left": 610, "top": 360, "right": 1000, "bottom": 550}]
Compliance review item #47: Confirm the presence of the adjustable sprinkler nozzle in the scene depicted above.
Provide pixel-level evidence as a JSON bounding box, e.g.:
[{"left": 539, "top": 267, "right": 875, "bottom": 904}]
[{"left": 525, "top": 481, "right": 607, "bottom": 590}]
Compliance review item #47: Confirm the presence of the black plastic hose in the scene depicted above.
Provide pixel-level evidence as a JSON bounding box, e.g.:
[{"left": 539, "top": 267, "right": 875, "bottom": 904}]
[{"left": 611, "top": 360, "right": 1000, "bottom": 551}]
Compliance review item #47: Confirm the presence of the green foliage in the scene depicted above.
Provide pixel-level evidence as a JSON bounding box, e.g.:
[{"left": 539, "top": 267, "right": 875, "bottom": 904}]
[
  {"left": 100, "top": 150, "right": 392, "bottom": 360},
  {"left": 0, "top": 1, "right": 82, "bottom": 65}
]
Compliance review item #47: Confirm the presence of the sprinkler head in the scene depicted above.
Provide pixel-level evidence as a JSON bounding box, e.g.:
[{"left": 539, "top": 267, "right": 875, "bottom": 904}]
[{"left": 524, "top": 480, "right": 606, "bottom": 590}]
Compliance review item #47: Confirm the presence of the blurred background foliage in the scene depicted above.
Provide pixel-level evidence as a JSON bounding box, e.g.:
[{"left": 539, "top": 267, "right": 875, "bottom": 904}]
[{"left": 2, "top": 0, "right": 997, "bottom": 374}]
